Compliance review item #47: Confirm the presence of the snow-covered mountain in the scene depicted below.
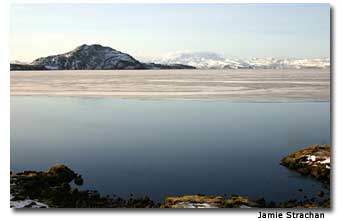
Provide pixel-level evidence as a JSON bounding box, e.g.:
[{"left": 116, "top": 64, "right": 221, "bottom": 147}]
[
  {"left": 11, "top": 44, "right": 196, "bottom": 70},
  {"left": 149, "top": 52, "right": 330, "bottom": 69}
]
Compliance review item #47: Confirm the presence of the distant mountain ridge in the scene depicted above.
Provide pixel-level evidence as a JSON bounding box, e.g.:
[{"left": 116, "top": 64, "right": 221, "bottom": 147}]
[
  {"left": 150, "top": 52, "right": 330, "bottom": 69},
  {"left": 11, "top": 45, "right": 330, "bottom": 71},
  {"left": 10, "top": 44, "right": 196, "bottom": 71}
]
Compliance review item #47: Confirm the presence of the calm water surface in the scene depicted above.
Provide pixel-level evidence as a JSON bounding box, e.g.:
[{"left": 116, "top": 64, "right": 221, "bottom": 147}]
[{"left": 11, "top": 97, "right": 330, "bottom": 202}]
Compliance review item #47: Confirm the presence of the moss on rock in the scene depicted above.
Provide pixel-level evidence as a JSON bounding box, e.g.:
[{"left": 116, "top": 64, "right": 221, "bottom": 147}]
[
  {"left": 165, "top": 195, "right": 225, "bottom": 208},
  {"left": 281, "top": 144, "right": 330, "bottom": 183}
]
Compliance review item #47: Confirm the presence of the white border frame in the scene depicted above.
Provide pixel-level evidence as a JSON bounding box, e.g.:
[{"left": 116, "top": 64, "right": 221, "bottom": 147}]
[{"left": 1, "top": 1, "right": 340, "bottom": 220}]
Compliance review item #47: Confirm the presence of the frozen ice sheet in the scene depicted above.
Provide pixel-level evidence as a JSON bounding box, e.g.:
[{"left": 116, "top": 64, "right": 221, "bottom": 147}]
[{"left": 10, "top": 69, "right": 330, "bottom": 102}]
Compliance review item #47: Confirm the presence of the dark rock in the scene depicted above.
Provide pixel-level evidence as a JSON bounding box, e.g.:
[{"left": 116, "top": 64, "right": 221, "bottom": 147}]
[
  {"left": 11, "top": 164, "right": 158, "bottom": 208},
  {"left": 47, "top": 164, "right": 77, "bottom": 185},
  {"left": 317, "top": 191, "right": 324, "bottom": 198},
  {"left": 142, "top": 62, "right": 196, "bottom": 70},
  {"left": 74, "top": 175, "right": 84, "bottom": 186},
  {"left": 224, "top": 195, "right": 259, "bottom": 208},
  {"left": 10, "top": 63, "right": 48, "bottom": 71},
  {"left": 254, "top": 197, "right": 266, "bottom": 207}
]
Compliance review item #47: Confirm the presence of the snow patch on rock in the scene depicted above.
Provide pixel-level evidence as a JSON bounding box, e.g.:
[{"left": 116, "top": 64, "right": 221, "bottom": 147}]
[{"left": 10, "top": 195, "right": 49, "bottom": 208}]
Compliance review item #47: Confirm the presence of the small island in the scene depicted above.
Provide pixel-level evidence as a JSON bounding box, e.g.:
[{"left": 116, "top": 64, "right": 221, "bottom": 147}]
[{"left": 281, "top": 144, "right": 330, "bottom": 184}]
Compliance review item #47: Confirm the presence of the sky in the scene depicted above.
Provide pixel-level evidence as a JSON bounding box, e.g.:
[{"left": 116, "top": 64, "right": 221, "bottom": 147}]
[{"left": 10, "top": 4, "right": 330, "bottom": 62}]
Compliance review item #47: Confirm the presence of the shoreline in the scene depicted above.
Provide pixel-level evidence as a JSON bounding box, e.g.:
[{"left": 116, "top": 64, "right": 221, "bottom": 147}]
[{"left": 10, "top": 145, "right": 331, "bottom": 209}]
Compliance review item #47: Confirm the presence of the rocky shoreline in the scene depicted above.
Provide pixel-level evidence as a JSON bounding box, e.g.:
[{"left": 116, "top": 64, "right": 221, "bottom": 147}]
[
  {"left": 10, "top": 164, "right": 156, "bottom": 208},
  {"left": 10, "top": 144, "right": 331, "bottom": 208},
  {"left": 281, "top": 144, "right": 330, "bottom": 184}
]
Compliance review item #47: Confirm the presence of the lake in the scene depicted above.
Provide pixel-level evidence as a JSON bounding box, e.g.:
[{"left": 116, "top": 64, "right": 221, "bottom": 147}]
[{"left": 10, "top": 96, "right": 330, "bottom": 203}]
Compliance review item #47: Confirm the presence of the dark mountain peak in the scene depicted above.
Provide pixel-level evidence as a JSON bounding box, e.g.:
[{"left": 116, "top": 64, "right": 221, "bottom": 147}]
[
  {"left": 65, "top": 44, "right": 119, "bottom": 58},
  {"left": 30, "top": 44, "right": 143, "bottom": 70},
  {"left": 11, "top": 44, "right": 196, "bottom": 70},
  {"left": 73, "top": 44, "right": 116, "bottom": 52}
]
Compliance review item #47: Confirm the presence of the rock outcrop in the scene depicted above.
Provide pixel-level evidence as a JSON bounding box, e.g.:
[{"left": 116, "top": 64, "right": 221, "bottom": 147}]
[
  {"left": 165, "top": 195, "right": 225, "bottom": 208},
  {"left": 163, "top": 194, "right": 330, "bottom": 209},
  {"left": 281, "top": 144, "right": 330, "bottom": 183},
  {"left": 10, "top": 164, "right": 156, "bottom": 208}
]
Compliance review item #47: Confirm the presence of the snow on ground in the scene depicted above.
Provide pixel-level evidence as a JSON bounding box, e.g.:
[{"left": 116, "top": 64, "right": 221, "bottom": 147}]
[
  {"left": 173, "top": 202, "right": 219, "bottom": 208},
  {"left": 10, "top": 195, "right": 49, "bottom": 208},
  {"left": 308, "top": 155, "right": 317, "bottom": 162},
  {"left": 320, "top": 157, "right": 330, "bottom": 164},
  {"left": 304, "top": 154, "right": 330, "bottom": 169},
  {"left": 239, "top": 205, "right": 252, "bottom": 208}
]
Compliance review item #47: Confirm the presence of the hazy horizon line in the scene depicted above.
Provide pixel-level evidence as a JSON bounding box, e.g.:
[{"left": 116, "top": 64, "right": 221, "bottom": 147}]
[{"left": 10, "top": 44, "right": 330, "bottom": 64}]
